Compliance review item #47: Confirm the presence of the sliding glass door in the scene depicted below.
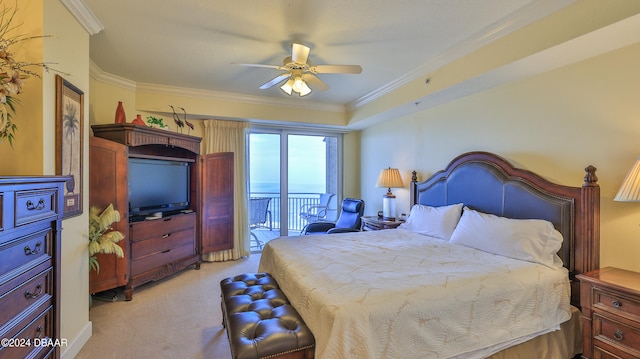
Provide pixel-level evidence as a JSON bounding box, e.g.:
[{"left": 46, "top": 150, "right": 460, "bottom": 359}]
[
  {"left": 287, "top": 134, "right": 339, "bottom": 231},
  {"left": 248, "top": 129, "right": 341, "bottom": 246}
]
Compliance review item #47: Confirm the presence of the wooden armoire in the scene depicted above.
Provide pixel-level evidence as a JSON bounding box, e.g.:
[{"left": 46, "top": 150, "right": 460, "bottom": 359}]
[{"left": 89, "top": 124, "right": 234, "bottom": 300}]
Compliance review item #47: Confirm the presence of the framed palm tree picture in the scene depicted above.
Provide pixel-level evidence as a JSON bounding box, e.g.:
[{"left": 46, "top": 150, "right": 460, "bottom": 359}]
[{"left": 55, "top": 75, "right": 84, "bottom": 218}]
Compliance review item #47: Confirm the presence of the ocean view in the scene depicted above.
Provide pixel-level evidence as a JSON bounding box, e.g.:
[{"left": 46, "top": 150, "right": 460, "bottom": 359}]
[{"left": 250, "top": 182, "right": 325, "bottom": 195}]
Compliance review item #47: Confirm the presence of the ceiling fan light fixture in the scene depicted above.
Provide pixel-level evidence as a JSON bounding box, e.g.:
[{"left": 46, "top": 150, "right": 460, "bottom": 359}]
[
  {"left": 240, "top": 43, "right": 359, "bottom": 96},
  {"left": 292, "top": 76, "right": 312, "bottom": 96},
  {"left": 298, "top": 83, "right": 312, "bottom": 96},
  {"left": 280, "top": 78, "right": 294, "bottom": 95}
]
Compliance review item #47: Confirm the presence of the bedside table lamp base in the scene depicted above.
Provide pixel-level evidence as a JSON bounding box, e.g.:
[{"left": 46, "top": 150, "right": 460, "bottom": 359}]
[{"left": 382, "top": 192, "right": 396, "bottom": 221}]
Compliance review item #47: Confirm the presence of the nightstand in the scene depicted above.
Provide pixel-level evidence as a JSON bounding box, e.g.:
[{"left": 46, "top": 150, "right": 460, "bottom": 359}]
[
  {"left": 577, "top": 267, "right": 640, "bottom": 359},
  {"left": 360, "top": 216, "right": 404, "bottom": 231}
]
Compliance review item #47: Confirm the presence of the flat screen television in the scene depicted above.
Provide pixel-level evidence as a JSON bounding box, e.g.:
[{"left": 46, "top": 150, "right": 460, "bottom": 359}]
[{"left": 128, "top": 158, "right": 190, "bottom": 217}]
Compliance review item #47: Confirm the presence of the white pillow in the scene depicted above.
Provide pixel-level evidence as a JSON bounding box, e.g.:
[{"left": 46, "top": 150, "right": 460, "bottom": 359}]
[
  {"left": 449, "top": 207, "right": 564, "bottom": 268},
  {"left": 397, "top": 203, "right": 463, "bottom": 240}
]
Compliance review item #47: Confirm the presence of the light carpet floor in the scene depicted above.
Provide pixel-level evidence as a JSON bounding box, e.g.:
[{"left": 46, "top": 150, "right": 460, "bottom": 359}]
[{"left": 76, "top": 254, "right": 261, "bottom": 359}]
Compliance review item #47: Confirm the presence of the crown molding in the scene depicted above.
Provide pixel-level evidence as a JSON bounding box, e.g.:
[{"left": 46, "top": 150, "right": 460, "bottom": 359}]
[
  {"left": 89, "top": 61, "right": 137, "bottom": 91},
  {"left": 89, "top": 60, "right": 343, "bottom": 112},
  {"left": 134, "top": 82, "right": 345, "bottom": 113},
  {"left": 59, "top": 0, "right": 104, "bottom": 35},
  {"left": 347, "top": 0, "right": 576, "bottom": 111}
]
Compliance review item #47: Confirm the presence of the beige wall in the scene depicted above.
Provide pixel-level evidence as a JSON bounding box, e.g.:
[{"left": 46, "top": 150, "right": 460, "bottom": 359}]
[
  {"left": 360, "top": 42, "right": 640, "bottom": 273},
  {"left": 89, "top": 77, "right": 211, "bottom": 139},
  {"left": 44, "top": 1, "right": 92, "bottom": 357}
]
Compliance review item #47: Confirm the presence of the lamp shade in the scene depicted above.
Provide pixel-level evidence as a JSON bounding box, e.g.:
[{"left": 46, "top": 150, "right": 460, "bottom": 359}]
[
  {"left": 376, "top": 168, "right": 403, "bottom": 221},
  {"left": 614, "top": 156, "right": 640, "bottom": 202},
  {"left": 375, "top": 168, "right": 404, "bottom": 190}
]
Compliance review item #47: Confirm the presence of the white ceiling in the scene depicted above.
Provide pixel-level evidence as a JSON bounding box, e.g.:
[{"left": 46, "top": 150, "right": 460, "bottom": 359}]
[{"left": 81, "top": 0, "right": 573, "bottom": 108}]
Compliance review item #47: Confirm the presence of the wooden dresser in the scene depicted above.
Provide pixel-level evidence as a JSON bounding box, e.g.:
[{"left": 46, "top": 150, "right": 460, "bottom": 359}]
[
  {"left": 577, "top": 267, "right": 640, "bottom": 359},
  {"left": 0, "top": 176, "right": 67, "bottom": 359}
]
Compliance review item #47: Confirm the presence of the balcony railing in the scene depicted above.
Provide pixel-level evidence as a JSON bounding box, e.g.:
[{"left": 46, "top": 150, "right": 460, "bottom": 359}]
[{"left": 250, "top": 192, "right": 334, "bottom": 232}]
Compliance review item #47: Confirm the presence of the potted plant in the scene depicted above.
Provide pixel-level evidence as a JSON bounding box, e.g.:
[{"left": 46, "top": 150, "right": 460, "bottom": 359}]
[
  {"left": 146, "top": 116, "right": 168, "bottom": 129},
  {"left": 89, "top": 204, "right": 124, "bottom": 273}
]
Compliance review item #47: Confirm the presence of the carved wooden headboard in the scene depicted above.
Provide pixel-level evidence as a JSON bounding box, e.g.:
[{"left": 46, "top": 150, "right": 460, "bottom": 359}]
[{"left": 410, "top": 151, "right": 600, "bottom": 306}]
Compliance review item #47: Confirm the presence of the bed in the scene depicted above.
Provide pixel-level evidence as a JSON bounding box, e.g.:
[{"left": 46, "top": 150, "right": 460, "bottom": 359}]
[{"left": 258, "top": 151, "right": 600, "bottom": 359}]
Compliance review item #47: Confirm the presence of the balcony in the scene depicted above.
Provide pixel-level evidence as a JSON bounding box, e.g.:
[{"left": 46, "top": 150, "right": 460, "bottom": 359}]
[{"left": 249, "top": 192, "right": 335, "bottom": 250}]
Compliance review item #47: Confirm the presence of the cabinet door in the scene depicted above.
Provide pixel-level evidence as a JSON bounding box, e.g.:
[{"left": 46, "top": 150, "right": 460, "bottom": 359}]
[
  {"left": 200, "top": 152, "right": 234, "bottom": 253},
  {"left": 89, "top": 136, "right": 129, "bottom": 294}
]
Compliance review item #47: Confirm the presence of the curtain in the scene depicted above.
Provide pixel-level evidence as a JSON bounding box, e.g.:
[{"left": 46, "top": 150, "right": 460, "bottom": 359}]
[{"left": 201, "top": 119, "right": 250, "bottom": 261}]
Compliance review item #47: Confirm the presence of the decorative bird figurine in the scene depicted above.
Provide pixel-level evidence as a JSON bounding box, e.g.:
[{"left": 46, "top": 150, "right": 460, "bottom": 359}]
[
  {"left": 169, "top": 105, "right": 184, "bottom": 133},
  {"left": 179, "top": 107, "right": 194, "bottom": 135}
]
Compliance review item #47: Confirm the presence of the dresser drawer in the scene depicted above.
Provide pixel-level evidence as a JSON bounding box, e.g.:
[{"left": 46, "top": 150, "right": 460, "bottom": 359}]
[
  {"left": 594, "top": 346, "right": 627, "bottom": 359},
  {"left": 594, "top": 313, "right": 640, "bottom": 358},
  {"left": 131, "top": 243, "right": 196, "bottom": 275},
  {"left": 130, "top": 213, "right": 195, "bottom": 242},
  {"left": 594, "top": 287, "right": 640, "bottom": 320},
  {"left": 14, "top": 189, "right": 59, "bottom": 227},
  {"left": 0, "top": 268, "right": 53, "bottom": 326},
  {"left": 0, "top": 229, "right": 51, "bottom": 278},
  {"left": 0, "top": 307, "right": 53, "bottom": 359},
  {"left": 130, "top": 227, "right": 194, "bottom": 261}
]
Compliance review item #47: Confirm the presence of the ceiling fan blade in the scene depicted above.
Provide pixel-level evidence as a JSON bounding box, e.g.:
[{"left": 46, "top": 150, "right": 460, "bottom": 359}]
[
  {"left": 302, "top": 73, "right": 329, "bottom": 92},
  {"left": 259, "top": 73, "right": 291, "bottom": 89},
  {"left": 291, "top": 43, "right": 310, "bottom": 64},
  {"left": 311, "top": 64, "right": 362, "bottom": 74},
  {"left": 232, "top": 62, "right": 286, "bottom": 70}
]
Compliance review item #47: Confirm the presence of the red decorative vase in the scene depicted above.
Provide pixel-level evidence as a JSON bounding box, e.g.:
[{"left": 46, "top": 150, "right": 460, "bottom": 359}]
[
  {"left": 115, "top": 101, "right": 126, "bottom": 124},
  {"left": 132, "top": 114, "right": 146, "bottom": 126}
]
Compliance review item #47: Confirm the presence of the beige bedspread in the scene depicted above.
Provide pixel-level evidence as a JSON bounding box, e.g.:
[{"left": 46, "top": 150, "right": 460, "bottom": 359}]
[{"left": 258, "top": 229, "right": 572, "bottom": 359}]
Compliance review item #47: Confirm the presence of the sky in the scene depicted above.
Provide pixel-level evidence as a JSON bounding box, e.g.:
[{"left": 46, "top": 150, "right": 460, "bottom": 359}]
[{"left": 249, "top": 133, "right": 327, "bottom": 193}]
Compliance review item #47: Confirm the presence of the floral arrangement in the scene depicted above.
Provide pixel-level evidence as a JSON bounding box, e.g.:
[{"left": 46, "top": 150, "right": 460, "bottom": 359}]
[{"left": 0, "top": 1, "right": 55, "bottom": 146}]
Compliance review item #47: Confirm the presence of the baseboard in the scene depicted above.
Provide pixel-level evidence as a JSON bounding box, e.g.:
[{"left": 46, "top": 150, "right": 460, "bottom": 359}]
[{"left": 61, "top": 321, "right": 92, "bottom": 359}]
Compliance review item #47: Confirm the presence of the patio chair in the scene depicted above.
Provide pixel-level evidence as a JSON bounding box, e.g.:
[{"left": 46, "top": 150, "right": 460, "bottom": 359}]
[
  {"left": 249, "top": 197, "right": 272, "bottom": 249},
  {"left": 302, "top": 198, "right": 365, "bottom": 235},
  {"left": 299, "top": 193, "right": 336, "bottom": 224}
]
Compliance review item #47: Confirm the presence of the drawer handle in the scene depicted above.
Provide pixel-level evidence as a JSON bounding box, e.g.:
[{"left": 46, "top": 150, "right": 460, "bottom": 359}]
[
  {"left": 613, "top": 330, "right": 624, "bottom": 341},
  {"left": 24, "top": 242, "right": 42, "bottom": 255},
  {"left": 27, "top": 326, "right": 44, "bottom": 341},
  {"left": 612, "top": 300, "right": 622, "bottom": 308},
  {"left": 26, "top": 198, "right": 46, "bottom": 211},
  {"left": 25, "top": 284, "right": 43, "bottom": 299},
  {"left": 162, "top": 234, "right": 170, "bottom": 238}
]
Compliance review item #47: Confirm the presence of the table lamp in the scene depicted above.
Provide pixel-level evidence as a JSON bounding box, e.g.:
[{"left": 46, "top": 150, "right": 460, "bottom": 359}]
[
  {"left": 614, "top": 156, "right": 640, "bottom": 202},
  {"left": 376, "top": 167, "right": 404, "bottom": 221}
]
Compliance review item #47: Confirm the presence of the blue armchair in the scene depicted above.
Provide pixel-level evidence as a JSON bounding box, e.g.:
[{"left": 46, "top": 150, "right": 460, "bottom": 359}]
[{"left": 302, "top": 198, "right": 365, "bottom": 235}]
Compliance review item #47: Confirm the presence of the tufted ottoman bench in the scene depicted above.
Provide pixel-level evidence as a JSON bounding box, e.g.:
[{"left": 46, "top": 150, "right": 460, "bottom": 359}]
[{"left": 220, "top": 273, "right": 315, "bottom": 359}]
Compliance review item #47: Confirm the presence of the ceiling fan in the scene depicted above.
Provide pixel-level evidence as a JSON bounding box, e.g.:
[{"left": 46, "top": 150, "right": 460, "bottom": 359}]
[{"left": 236, "top": 43, "right": 362, "bottom": 97}]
